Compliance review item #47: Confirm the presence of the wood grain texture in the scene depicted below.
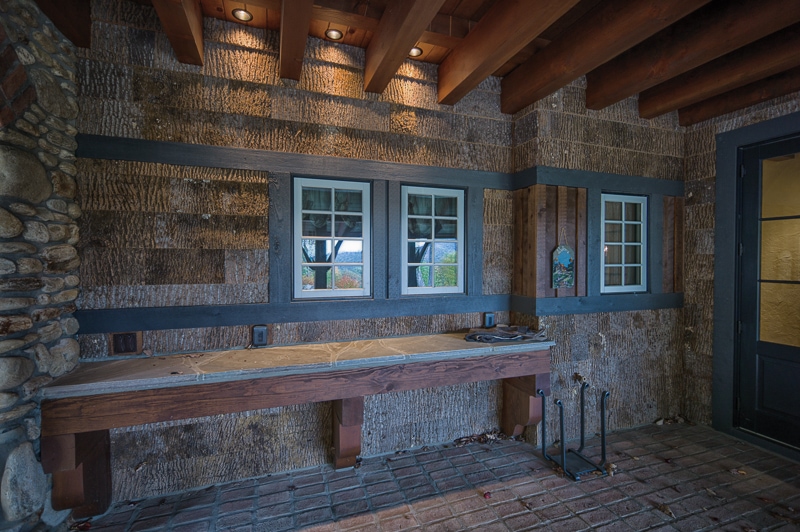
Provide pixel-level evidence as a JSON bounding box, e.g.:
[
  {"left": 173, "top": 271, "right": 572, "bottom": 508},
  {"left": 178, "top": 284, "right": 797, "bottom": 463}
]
[
  {"left": 41, "top": 350, "right": 549, "bottom": 437},
  {"left": 663, "top": 196, "right": 676, "bottom": 293},
  {"left": 151, "top": 0, "right": 204, "bottom": 65}
]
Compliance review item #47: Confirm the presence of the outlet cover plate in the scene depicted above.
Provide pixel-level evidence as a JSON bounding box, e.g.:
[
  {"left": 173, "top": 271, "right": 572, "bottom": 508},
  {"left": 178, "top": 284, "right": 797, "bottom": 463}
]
[{"left": 252, "top": 325, "right": 268, "bottom": 347}]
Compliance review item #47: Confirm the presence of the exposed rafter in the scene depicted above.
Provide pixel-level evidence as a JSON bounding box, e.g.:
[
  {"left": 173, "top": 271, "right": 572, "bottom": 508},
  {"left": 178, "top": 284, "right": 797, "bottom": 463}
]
[
  {"left": 586, "top": 0, "right": 800, "bottom": 111},
  {"left": 34, "top": 0, "right": 91, "bottom": 48},
  {"left": 639, "top": 24, "right": 800, "bottom": 119},
  {"left": 500, "top": 0, "right": 710, "bottom": 115},
  {"left": 151, "top": 0, "right": 204, "bottom": 66},
  {"left": 679, "top": 66, "right": 800, "bottom": 126},
  {"left": 279, "top": 0, "right": 315, "bottom": 80},
  {"left": 437, "top": 0, "right": 579, "bottom": 106},
  {"left": 364, "top": 0, "right": 447, "bottom": 94}
]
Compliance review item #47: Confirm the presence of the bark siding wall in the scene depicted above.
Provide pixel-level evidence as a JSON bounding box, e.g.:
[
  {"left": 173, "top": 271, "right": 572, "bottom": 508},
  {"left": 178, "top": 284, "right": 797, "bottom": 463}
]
[
  {"left": 510, "top": 80, "right": 687, "bottom": 443},
  {"left": 77, "top": 0, "right": 514, "bottom": 500}
]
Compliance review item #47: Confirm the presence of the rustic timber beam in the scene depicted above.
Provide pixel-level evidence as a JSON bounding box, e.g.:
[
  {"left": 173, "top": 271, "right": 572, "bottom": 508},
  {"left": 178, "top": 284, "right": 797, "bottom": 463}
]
[
  {"left": 639, "top": 24, "right": 800, "bottom": 119},
  {"left": 34, "top": 0, "right": 91, "bottom": 48},
  {"left": 678, "top": 66, "right": 800, "bottom": 126},
  {"left": 586, "top": 0, "right": 800, "bottom": 111},
  {"left": 500, "top": 0, "right": 709, "bottom": 115},
  {"left": 437, "top": 0, "right": 579, "bottom": 106},
  {"left": 279, "top": 0, "right": 314, "bottom": 80},
  {"left": 364, "top": 0, "right": 447, "bottom": 93},
  {"left": 151, "top": 0, "right": 204, "bottom": 66}
]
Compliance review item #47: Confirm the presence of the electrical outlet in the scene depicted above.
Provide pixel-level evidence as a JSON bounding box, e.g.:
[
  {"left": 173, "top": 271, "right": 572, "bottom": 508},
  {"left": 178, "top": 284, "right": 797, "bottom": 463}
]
[
  {"left": 110, "top": 331, "right": 142, "bottom": 355},
  {"left": 252, "top": 325, "right": 268, "bottom": 347},
  {"left": 483, "top": 312, "right": 495, "bottom": 328}
]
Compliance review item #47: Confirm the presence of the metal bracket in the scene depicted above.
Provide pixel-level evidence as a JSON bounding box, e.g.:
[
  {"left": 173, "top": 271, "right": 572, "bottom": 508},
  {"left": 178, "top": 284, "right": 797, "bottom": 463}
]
[{"left": 537, "top": 383, "right": 610, "bottom": 481}]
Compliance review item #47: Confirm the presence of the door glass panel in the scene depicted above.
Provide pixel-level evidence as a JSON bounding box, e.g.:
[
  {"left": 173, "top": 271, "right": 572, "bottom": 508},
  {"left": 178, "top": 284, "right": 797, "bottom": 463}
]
[
  {"left": 762, "top": 155, "right": 800, "bottom": 218},
  {"left": 760, "top": 283, "right": 800, "bottom": 347},
  {"left": 761, "top": 219, "right": 800, "bottom": 281}
]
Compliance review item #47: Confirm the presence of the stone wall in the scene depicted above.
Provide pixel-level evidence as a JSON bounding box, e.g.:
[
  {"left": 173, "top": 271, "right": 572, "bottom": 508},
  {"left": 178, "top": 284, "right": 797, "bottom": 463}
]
[{"left": 0, "top": 0, "right": 79, "bottom": 529}]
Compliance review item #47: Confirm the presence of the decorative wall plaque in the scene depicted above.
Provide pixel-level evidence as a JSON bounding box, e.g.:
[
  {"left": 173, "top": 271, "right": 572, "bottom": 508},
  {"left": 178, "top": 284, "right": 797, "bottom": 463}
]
[{"left": 552, "top": 228, "right": 575, "bottom": 289}]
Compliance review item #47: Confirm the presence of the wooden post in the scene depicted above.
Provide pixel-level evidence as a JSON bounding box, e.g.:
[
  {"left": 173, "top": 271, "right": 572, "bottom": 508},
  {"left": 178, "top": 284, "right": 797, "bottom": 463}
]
[
  {"left": 502, "top": 373, "right": 551, "bottom": 437},
  {"left": 332, "top": 397, "right": 363, "bottom": 468},
  {"left": 42, "top": 430, "right": 112, "bottom": 517}
]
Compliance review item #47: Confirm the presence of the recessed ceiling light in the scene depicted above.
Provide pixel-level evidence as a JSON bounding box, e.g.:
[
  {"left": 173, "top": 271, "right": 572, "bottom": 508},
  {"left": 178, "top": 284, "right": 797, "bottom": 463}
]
[
  {"left": 232, "top": 8, "right": 253, "bottom": 22},
  {"left": 408, "top": 46, "right": 423, "bottom": 57},
  {"left": 325, "top": 28, "right": 344, "bottom": 40}
]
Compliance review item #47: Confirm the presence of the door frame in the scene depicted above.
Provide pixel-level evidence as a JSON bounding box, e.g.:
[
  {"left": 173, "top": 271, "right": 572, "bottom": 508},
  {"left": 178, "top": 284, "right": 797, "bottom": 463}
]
[{"left": 713, "top": 110, "right": 800, "bottom": 461}]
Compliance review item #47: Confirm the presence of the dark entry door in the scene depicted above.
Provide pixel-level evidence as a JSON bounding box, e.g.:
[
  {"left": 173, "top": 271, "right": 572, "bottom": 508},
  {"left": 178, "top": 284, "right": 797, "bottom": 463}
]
[{"left": 738, "top": 135, "right": 800, "bottom": 450}]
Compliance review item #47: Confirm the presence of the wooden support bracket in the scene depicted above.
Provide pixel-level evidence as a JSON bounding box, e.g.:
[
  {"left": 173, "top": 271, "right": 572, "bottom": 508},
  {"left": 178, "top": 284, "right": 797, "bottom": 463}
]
[
  {"left": 501, "top": 373, "right": 551, "bottom": 437},
  {"left": 332, "top": 397, "right": 364, "bottom": 469},
  {"left": 41, "top": 430, "right": 112, "bottom": 518}
]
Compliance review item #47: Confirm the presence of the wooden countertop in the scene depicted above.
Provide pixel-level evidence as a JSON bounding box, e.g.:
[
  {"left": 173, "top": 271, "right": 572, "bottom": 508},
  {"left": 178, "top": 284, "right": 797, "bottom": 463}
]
[{"left": 43, "top": 332, "right": 553, "bottom": 399}]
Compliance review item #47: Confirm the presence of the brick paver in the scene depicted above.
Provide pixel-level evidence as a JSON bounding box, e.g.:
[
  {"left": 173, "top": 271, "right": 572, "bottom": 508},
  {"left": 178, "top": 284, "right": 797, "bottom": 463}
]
[{"left": 85, "top": 424, "right": 800, "bottom": 531}]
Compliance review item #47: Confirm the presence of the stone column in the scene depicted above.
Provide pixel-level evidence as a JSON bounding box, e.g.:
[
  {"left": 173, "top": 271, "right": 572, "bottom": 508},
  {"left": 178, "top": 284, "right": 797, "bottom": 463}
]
[{"left": 0, "top": 0, "right": 80, "bottom": 529}]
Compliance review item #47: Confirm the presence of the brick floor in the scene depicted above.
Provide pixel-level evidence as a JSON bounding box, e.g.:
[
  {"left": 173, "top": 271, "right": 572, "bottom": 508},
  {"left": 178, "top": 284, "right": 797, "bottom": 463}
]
[{"left": 84, "top": 424, "right": 800, "bottom": 531}]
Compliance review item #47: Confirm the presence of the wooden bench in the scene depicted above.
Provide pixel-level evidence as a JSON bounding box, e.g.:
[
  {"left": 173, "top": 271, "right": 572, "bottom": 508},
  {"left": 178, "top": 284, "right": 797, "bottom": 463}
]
[{"left": 40, "top": 333, "right": 552, "bottom": 517}]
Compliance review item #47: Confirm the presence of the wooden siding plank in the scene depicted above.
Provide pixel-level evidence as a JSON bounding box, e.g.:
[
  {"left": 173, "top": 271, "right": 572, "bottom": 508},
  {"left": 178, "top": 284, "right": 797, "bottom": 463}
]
[
  {"left": 662, "top": 196, "right": 676, "bottom": 293},
  {"left": 576, "top": 187, "right": 587, "bottom": 297},
  {"left": 674, "top": 197, "right": 685, "bottom": 293}
]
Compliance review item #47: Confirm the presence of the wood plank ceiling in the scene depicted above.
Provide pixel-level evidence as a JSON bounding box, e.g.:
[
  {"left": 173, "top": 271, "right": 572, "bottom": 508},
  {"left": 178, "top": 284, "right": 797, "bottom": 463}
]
[{"left": 39, "top": 0, "right": 800, "bottom": 125}]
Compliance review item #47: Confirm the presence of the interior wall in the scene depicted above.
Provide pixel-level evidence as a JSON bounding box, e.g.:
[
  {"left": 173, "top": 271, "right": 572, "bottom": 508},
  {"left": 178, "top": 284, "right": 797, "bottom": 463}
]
[
  {"left": 510, "top": 79, "right": 687, "bottom": 442},
  {"left": 684, "top": 92, "right": 800, "bottom": 425},
  {"left": 77, "top": 0, "right": 514, "bottom": 500}
]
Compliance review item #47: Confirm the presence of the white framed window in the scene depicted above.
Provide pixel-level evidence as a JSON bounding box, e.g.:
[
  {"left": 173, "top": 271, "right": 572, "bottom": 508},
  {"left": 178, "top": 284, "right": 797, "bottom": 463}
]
[
  {"left": 601, "top": 194, "right": 647, "bottom": 293},
  {"left": 293, "top": 178, "right": 370, "bottom": 299},
  {"left": 401, "top": 186, "right": 464, "bottom": 295}
]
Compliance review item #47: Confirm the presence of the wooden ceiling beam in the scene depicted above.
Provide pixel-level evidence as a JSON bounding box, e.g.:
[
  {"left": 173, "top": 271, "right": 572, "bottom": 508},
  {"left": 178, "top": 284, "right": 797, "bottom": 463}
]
[
  {"left": 500, "top": 0, "right": 709, "bottom": 115},
  {"left": 151, "top": 0, "right": 204, "bottom": 66},
  {"left": 437, "top": 0, "right": 580, "bottom": 106},
  {"left": 586, "top": 0, "right": 800, "bottom": 110},
  {"left": 639, "top": 24, "right": 800, "bottom": 119},
  {"left": 35, "top": 0, "right": 91, "bottom": 48},
  {"left": 364, "top": 0, "right": 447, "bottom": 94},
  {"left": 279, "top": 0, "right": 314, "bottom": 80},
  {"left": 679, "top": 66, "right": 800, "bottom": 126}
]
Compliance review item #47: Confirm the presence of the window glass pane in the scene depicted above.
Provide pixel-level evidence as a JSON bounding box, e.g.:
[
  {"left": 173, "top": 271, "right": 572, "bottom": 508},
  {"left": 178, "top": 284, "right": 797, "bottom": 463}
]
[
  {"left": 624, "top": 245, "right": 641, "bottom": 264},
  {"left": 334, "top": 266, "right": 363, "bottom": 289},
  {"left": 761, "top": 218, "right": 800, "bottom": 282},
  {"left": 435, "top": 242, "right": 457, "bottom": 264},
  {"left": 762, "top": 156, "right": 800, "bottom": 218},
  {"left": 302, "top": 265, "right": 332, "bottom": 290},
  {"left": 625, "top": 224, "right": 641, "bottom": 243},
  {"left": 302, "top": 213, "right": 331, "bottom": 237},
  {"left": 760, "top": 282, "right": 800, "bottom": 347},
  {"left": 302, "top": 239, "right": 332, "bottom": 263},
  {"left": 408, "top": 194, "right": 432, "bottom": 216},
  {"left": 435, "top": 196, "right": 457, "bottom": 216},
  {"left": 605, "top": 267, "right": 622, "bottom": 286},
  {"left": 605, "top": 244, "right": 622, "bottom": 264},
  {"left": 408, "top": 217, "right": 431, "bottom": 239},
  {"left": 408, "top": 265, "right": 432, "bottom": 287},
  {"left": 334, "top": 190, "right": 362, "bottom": 212},
  {"left": 605, "top": 201, "right": 622, "bottom": 221},
  {"left": 334, "top": 240, "right": 362, "bottom": 263},
  {"left": 605, "top": 223, "right": 622, "bottom": 243},
  {"left": 435, "top": 219, "right": 458, "bottom": 239},
  {"left": 434, "top": 266, "right": 458, "bottom": 287},
  {"left": 624, "top": 266, "right": 641, "bottom": 286},
  {"left": 408, "top": 241, "right": 431, "bottom": 264},
  {"left": 625, "top": 202, "right": 641, "bottom": 221},
  {"left": 302, "top": 187, "right": 331, "bottom": 210},
  {"left": 334, "top": 215, "right": 362, "bottom": 237}
]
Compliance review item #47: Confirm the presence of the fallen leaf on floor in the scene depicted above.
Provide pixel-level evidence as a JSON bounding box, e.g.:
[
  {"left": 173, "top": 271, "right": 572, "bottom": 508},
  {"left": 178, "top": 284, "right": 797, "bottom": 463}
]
[
  {"left": 70, "top": 521, "right": 92, "bottom": 531},
  {"left": 655, "top": 418, "right": 665, "bottom": 425},
  {"left": 483, "top": 492, "right": 491, "bottom": 499},
  {"left": 142, "top": 349, "right": 153, "bottom": 357},
  {"left": 632, "top": 456, "right": 640, "bottom": 461},
  {"left": 134, "top": 461, "right": 146, "bottom": 472},
  {"left": 605, "top": 463, "right": 617, "bottom": 477},
  {"left": 730, "top": 468, "right": 747, "bottom": 475},
  {"left": 656, "top": 503, "right": 675, "bottom": 518},
  {"left": 758, "top": 496, "right": 775, "bottom": 504}
]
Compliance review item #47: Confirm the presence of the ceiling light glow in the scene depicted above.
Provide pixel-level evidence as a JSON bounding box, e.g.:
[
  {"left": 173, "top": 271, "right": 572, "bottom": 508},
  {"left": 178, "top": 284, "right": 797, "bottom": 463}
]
[
  {"left": 408, "top": 46, "right": 423, "bottom": 57},
  {"left": 232, "top": 8, "right": 253, "bottom": 22},
  {"left": 325, "top": 28, "right": 344, "bottom": 40}
]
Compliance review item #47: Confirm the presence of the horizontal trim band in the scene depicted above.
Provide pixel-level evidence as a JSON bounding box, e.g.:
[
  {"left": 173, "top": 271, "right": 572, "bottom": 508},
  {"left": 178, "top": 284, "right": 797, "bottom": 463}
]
[{"left": 511, "top": 293, "right": 684, "bottom": 316}]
